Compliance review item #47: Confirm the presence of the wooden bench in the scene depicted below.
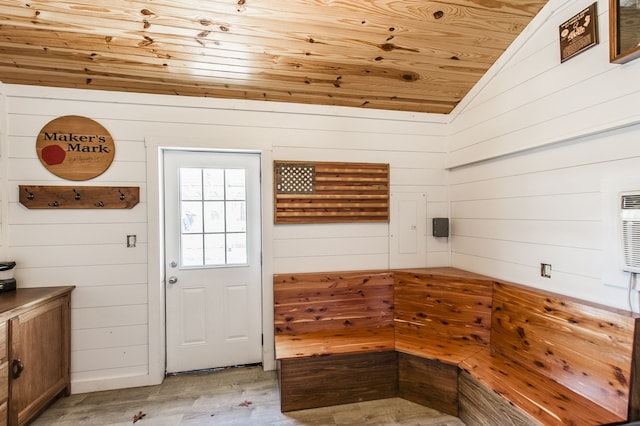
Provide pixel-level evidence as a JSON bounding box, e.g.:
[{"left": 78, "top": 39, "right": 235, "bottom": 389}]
[
  {"left": 393, "top": 268, "right": 493, "bottom": 415},
  {"left": 273, "top": 267, "right": 493, "bottom": 412},
  {"left": 459, "top": 280, "right": 640, "bottom": 425},
  {"left": 273, "top": 270, "right": 396, "bottom": 411},
  {"left": 274, "top": 267, "right": 640, "bottom": 424}
]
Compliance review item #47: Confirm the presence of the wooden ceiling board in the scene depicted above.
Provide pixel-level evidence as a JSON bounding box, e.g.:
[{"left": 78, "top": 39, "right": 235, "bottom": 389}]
[
  {"left": 1, "top": 47, "right": 474, "bottom": 100},
  {"left": 0, "top": 68, "right": 464, "bottom": 113},
  {"left": 0, "top": 0, "right": 549, "bottom": 113},
  {"left": 0, "top": 25, "right": 502, "bottom": 78},
  {"left": 0, "top": 4, "right": 513, "bottom": 62},
  {"left": 0, "top": 32, "right": 491, "bottom": 82}
]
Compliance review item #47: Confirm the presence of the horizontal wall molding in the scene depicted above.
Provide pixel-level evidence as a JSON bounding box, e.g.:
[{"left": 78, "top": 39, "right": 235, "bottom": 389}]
[{"left": 447, "top": 112, "right": 640, "bottom": 170}]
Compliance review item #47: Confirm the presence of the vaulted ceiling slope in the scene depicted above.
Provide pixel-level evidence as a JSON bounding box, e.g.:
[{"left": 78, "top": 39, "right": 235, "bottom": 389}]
[{"left": 0, "top": 0, "right": 548, "bottom": 114}]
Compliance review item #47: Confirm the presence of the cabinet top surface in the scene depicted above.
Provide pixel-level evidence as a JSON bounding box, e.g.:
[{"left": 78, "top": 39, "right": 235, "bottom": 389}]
[{"left": 0, "top": 286, "right": 74, "bottom": 315}]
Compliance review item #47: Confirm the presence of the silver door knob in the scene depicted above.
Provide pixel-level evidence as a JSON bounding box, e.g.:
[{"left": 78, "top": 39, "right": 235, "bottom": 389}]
[{"left": 168, "top": 276, "right": 178, "bottom": 284}]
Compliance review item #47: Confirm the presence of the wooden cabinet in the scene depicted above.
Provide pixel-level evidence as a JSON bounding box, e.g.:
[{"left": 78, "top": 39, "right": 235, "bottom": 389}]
[{"left": 0, "top": 287, "right": 73, "bottom": 426}]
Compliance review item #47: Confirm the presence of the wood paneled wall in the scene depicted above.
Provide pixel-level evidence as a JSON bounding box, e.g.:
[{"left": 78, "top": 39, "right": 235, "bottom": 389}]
[
  {"left": 449, "top": 0, "right": 640, "bottom": 309},
  {"left": 1, "top": 84, "right": 447, "bottom": 393}
]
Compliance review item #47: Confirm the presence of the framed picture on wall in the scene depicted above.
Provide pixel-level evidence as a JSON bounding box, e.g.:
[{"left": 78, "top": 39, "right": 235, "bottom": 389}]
[
  {"left": 559, "top": 3, "right": 599, "bottom": 63},
  {"left": 609, "top": 0, "right": 640, "bottom": 63}
]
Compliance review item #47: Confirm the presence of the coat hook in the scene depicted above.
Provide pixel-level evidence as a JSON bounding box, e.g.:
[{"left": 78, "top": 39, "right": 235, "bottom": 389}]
[
  {"left": 24, "top": 188, "right": 35, "bottom": 200},
  {"left": 95, "top": 201, "right": 104, "bottom": 208},
  {"left": 119, "top": 189, "right": 125, "bottom": 201},
  {"left": 73, "top": 189, "right": 81, "bottom": 200},
  {"left": 48, "top": 200, "right": 59, "bottom": 207}
]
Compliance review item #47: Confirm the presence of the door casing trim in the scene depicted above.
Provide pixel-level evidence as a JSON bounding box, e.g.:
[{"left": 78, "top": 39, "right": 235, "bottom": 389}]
[{"left": 146, "top": 138, "right": 275, "bottom": 387}]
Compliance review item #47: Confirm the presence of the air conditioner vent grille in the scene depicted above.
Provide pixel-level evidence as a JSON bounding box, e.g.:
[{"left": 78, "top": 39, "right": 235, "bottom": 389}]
[
  {"left": 622, "top": 194, "right": 640, "bottom": 209},
  {"left": 622, "top": 220, "right": 640, "bottom": 270}
]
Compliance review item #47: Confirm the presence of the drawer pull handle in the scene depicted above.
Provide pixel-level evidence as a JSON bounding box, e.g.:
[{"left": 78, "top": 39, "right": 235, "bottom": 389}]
[{"left": 12, "top": 359, "right": 24, "bottom": 379}]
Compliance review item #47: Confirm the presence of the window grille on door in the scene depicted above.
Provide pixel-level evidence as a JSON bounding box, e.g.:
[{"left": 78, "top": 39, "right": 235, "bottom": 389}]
[{"left": 179, "top": 168, "right": 247, "bottom": 267}]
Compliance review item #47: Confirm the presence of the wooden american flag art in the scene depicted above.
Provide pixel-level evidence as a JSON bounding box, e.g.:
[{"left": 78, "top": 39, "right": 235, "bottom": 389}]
[{"left": 274, "top": 161, "right": 389, "bottom": 224}]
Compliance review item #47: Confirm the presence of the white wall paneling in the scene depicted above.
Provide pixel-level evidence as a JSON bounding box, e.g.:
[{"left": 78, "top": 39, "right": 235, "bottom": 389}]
[
  {"left": 448, "top": 0, "right": 640, "bottom": 310},
  {"left": 72, "top": 345, "right": 148, "bottom": 373},
  {"left": 1, "top": 83, "right": 449, "bottom": 393},
  {"left": 5, "top": 0, "right": 639, "bottom": 393},
  {"left": 450, "top": 127, "right": 640, "bottom": 308},
  {"left": 72, "top": 325, "right": 147, "bottom": 352}
]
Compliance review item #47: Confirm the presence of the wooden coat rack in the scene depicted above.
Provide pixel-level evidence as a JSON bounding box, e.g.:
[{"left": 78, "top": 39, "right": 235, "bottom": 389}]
[{"left": 19, "top": 185, "right": 139, "bottom": 209}]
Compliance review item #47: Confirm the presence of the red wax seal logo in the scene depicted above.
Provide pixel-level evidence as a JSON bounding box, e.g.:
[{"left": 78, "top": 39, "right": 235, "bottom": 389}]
[{"left": 41, "top": 145, "right": 66, "bottom": 165}]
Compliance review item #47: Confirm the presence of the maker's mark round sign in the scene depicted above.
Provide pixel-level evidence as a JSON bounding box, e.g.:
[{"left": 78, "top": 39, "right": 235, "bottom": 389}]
[{"left": 36, "top": 115, "right": 115, "bottom": 181}]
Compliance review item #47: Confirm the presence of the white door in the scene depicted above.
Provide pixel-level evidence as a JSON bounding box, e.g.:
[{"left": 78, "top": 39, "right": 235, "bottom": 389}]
[{"left": 164, "top": 150, "right": 262, "bottom": 373}]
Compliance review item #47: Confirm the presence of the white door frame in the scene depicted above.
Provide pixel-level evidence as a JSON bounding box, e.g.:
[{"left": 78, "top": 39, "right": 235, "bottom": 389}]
[{"left": 145, "top": 137, "right": 275, "bottom": 386}]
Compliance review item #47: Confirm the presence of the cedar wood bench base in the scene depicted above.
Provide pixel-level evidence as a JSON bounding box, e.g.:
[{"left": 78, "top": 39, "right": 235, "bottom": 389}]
[
  {"left": 278, "top": 351, "right": 462, "bottom": 415},
  {"left": 274, "top": 268, "right": 640, "bottom": 425},
  {"left": 278, "top": 351, "right": 398, "bottom": 412}
]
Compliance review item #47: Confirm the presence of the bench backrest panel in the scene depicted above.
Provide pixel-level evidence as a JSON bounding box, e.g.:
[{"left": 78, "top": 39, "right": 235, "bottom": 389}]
[
  {"left": 492, "top": 281, "right": 640, "bottom": 419},
  {"left": 394, "top": 269, "right": 493, "bottom": 346},
  {"left": 274, "top": 270, "right": 394, "bottom": 335}
]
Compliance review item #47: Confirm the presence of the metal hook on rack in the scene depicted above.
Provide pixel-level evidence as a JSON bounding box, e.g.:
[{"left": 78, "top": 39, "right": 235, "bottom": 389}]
[
  {"left": 119, "top": 189, "right": 125, "bottom": 201},
  {"left": 95, "top": 201, "right": 105, "bottom": 208},
  {"left": 24, "top": 188, "right": 35, "bottom": 201},
  {"left": 73, "top": 189, "right": 81, "bottom": 200},
  {"left": 48, "top": 200, "right": 59, "bottom": 207}
]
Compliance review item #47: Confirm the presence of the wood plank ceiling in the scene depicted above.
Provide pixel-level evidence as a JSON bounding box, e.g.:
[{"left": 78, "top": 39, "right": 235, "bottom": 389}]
[{"left": 0, "top": 0, "right": 549, "bottom": 114}]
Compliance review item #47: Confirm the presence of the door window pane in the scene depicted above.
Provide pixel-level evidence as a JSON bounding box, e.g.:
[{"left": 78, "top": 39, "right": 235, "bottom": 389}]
[
  {"left": 179, "top": 167, "right": 249, "bottom": 267},
  {"left": 226, "top": 201, "right": 246, "bottom": 232},
  {"left": 181, "top": 202, "right": 203, "bottom": 234},
  {"left": 203, "top": 169, "right": 225, "bottom": 200},
  {"left": 226, "top": 169, "right": 246, "bottom": 200},
  {"left": 204, "top": 234, "right": 226, "bottom": 265},
  {"left": 180, "top": 168, "right": 203, "bottom": 200},
  {"left": 204, "top": 201, "right": 225, "bottom": 233},
  {"left": 181, "top": 234, "right": 203, "bottom": 266},
  {"left": 227, "top": 233, "right": 247, "bottom": 264}
]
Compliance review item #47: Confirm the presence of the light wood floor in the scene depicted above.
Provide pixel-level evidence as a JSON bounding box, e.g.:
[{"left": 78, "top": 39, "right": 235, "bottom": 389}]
[{"left": 33, "top": 365, "right": 466, "bottom": 425}]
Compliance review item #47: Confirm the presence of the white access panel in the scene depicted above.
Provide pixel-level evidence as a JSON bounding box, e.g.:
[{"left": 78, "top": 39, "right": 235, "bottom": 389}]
[{"left": 389, "top": 192, "right": 427, "bottom": 268}]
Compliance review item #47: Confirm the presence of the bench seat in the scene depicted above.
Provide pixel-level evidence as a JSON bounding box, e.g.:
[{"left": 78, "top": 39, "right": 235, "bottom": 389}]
[
  {"left": 460, "top": 349, "right": 625, "bottom": 426},
  {"left": 275, "top": 327, "right": 395, "bottom": 359},
  {"left": 395, "top": 328, "right": 485, "bottom": 365}
]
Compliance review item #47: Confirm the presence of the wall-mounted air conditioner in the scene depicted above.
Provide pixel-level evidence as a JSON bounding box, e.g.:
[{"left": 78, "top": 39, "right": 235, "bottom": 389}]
[{"left": 620, "top": 191, "right": 640, "bottom": 273}]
